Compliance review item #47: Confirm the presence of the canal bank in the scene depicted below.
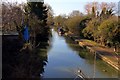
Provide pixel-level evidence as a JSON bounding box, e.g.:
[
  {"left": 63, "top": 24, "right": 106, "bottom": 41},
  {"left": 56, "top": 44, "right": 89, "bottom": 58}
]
[
  {"left": 78, "top": 39, "right": 119, "bottom": 71},
  {"left": 65, "top": 33, "right": 119, "bottom": 72},
  {"left": 43, "top": 29, "right": 118, "bottom": 78}
]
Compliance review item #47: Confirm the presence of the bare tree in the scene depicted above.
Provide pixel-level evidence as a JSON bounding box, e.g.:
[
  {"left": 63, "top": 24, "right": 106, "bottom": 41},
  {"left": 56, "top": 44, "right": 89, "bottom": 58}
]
[
  {"left": 69, "top": 10, "right": 83, "bottom": 17},
  {"left": 2, "top": 2, "right": 24, "bottom": 32},
  {"left": 100, "top": 2, "right": 108, "bottom": 10},
  {"left": 84, "top": 2, "right": 92, "bottom": 14}
]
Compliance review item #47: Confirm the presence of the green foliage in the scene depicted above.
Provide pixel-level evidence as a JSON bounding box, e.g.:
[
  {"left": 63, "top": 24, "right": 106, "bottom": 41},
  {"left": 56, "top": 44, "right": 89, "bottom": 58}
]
[
  {"left": 65, "top": 16, "right": 82, "bottom": 35},
  {"left": 82, "top": 18, "right": 100, "bottom": 40},
  {"left": 82, "top": 15, "right": 119, "bottom": 47},
  {"left": 53, "top": 2, "right": 119, "bottom": 48},
  {"left": 54, "top": 15, "right": 66, "bottom": 27},
  {"left": 82, "top": 2, "right": 119, "bottom": 47},
  {"left": 25, "top": 2, "right": 48, "bottom": 26},
  {"left": 98, "top": 16, "right": 119, "bottom": 46},
  {"left": 24, "top": 1, "right": 51, "bottom": 45}
]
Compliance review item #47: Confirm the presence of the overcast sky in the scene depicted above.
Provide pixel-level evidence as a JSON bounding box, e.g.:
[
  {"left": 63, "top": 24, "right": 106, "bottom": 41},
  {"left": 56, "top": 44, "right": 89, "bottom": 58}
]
[{"left": 3, "top": 0, "right": 120, "bottom": 16}]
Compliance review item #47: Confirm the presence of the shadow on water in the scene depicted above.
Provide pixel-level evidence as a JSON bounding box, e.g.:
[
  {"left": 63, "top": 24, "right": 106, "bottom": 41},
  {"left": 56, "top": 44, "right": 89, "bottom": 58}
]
[
  {"left": 2, "top": 35, "right": 50, "bottom": 79},
  {"left": 64, "top": 36, "right": 118, "bottom": 78},
  {"left": 4, "top": 30, "right": 118, "bottom": 79}
]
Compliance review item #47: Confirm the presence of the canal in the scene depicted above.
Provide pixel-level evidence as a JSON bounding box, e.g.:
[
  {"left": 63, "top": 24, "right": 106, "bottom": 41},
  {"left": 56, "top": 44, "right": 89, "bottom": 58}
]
[
  {"left": 2, "top": 29, "right": 118, "bottom": 79},
  {"left": 43, "top": 29, "right": 118, "bottom": 78}
]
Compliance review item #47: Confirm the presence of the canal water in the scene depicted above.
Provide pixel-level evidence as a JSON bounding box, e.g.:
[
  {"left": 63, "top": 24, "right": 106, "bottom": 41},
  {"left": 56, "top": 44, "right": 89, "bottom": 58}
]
[{"left": 43, "top": 29, "right": 118, "bottom": 78}]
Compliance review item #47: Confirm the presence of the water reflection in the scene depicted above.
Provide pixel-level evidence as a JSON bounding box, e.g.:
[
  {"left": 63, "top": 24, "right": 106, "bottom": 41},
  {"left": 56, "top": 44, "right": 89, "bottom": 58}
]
[
  {"left": 2, "top": 29, "right": 118, "bottom": 79},
  {"left": 2, "top": 35, "right": 49, "bottom": 79},
  {"left": 43, "top": 29, "right": 118, "bottom": 78},
  {"left": 64, "top": 36, "right": 118, "bottom": 78}
]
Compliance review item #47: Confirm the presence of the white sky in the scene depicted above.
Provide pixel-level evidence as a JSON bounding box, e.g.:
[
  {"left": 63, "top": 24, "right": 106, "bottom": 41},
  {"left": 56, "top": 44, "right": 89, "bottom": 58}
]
[
  {"left": 44, "top": 0, "right": 120, "bottom": 16},
  {"left": 2, "top": 0, "right": 120, "bottom": 16}
]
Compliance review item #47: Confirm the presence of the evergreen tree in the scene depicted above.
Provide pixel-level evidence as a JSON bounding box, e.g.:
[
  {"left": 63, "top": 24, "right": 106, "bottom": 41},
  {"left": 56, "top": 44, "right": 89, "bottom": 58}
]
[
  {"left": 24, "top": 1, "right": 49, "bottom": 45},
  {"left": 26, "top": 2, "right": 48, "bottom": 26}
]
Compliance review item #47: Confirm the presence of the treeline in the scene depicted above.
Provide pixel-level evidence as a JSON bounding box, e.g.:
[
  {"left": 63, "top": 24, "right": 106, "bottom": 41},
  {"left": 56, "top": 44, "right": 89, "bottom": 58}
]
[
  {"left": 2, "top": 1, "right": 51, "bottom": 78},
  {"left": 2, "top": 1, "right": 53, "bottom": 45},
  {"left": 54, "top": 2, "right": 120, "bottom": 49},
  {"left": 2, "top": 2, "right": 23, "bottom": 32}
]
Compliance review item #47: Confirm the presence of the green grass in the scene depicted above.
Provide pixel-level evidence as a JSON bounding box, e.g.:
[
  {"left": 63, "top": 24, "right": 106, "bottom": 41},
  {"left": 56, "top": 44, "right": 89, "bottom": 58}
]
[
  {"left": 39, "top": 48, "right": 47, "bottom": 52},
  {"left": 117, "top": 52, "right": 120, "bottom": 55},
  {"left": 68, "top": 43, "right": 80, "bottom": 47},
  {"left": 84, "top": 40, "right": 98, "bottom": 46},
  {"left": 84, "top": 40, "right": 104, "bottom": 47}
]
